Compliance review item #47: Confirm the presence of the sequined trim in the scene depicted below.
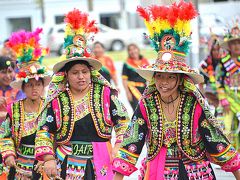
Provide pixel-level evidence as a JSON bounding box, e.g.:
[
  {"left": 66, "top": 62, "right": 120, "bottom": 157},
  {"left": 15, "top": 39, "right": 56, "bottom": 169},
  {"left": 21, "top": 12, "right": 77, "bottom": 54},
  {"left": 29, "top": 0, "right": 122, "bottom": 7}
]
[
  {"left": 90, "top": 83, "right": 112, "bottom": 138},
  {"left": 22, "top": 112, "right": 38, "bottom": 137},
  {"left": 112, "top": 158, "right": 138, "bottom": 176},
  {"left": 74, "top": 93, "right": 90, "bottom": 121}
]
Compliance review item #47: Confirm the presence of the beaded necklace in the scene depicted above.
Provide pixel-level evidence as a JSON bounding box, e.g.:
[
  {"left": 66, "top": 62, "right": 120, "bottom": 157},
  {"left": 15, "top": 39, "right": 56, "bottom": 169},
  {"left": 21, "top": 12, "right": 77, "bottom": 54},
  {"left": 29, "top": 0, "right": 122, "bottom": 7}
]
[
  {"left": 74, "top": 92, "right": 90, "bottom": 121},
  {"left": 21, "top": 100, "right": 43, "bottom": 137},
  {"left": 160, "top": 94, "right": 181, "bottom": 148}
]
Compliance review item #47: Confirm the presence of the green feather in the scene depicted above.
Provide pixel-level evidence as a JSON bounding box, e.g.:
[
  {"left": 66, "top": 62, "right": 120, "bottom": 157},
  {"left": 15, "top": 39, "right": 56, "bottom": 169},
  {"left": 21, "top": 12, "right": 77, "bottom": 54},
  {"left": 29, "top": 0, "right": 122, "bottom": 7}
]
[
  {"left": 64, "top": 35, "right": 74, "bottom": 48},
  {"left": 38, "top": 56, "right": 44, "bottom": 64},
  {"left": 37, "top": 68, "right": 45, "bottom": 74},
  {"left": 148, "top": 29, "right": 190, "bottom": 54}
]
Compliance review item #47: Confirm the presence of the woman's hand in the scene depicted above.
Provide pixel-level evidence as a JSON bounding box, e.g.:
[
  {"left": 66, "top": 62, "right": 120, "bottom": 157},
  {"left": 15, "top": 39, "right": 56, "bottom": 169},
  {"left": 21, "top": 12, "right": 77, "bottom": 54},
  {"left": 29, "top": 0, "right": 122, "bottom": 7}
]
[
  {"left": 5, "top": 155, "right": 16, "bottom": 167},
  {"left": 114, "top": 172, "right": 124, "bottom": 180},
  {"left": 233, "top": 170, "right": 240, "bottom": 180},
  {"left": 43, "top": 155, "right": 58, "bottom": 179},
  {"left": 34, "top": 161, "right": 44, "bottom": 173},
  {"left": 112, "top": 143, "right": 121, "bottom": 159},
  {"left": 43, "top": 159, "right": 58, "bottom": 179}
]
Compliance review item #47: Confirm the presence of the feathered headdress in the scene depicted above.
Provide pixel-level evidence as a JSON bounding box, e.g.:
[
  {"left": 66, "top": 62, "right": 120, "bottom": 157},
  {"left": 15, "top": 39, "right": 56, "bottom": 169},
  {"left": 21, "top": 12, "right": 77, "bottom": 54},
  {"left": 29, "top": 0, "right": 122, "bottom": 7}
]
[
  {"left": 221, "top": 18, "right": 240, "bottom": 49},
  {"left": 207, "top": 29, "right": 221, "bottom": 50},
  {"left": 135, "top": 1, "right": 204, "bottom": 84},
  {"left": 53, "top": 8, "right": 102, "bottom": 73},
  {"left": 137, "top": 0, "right": 198, "bottom": 61},
  {"left": 7, "top": 28, "right": 48, "bottom": 67},
  {"left": 7, "top": 28, "right": 51, "bottom": 89}
]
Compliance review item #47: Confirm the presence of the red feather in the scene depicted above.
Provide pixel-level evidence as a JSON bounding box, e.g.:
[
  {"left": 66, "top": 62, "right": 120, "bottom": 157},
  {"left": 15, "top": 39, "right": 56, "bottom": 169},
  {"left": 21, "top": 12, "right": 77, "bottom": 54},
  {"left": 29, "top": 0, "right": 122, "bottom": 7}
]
[
  {"left": 178, "top": 1, "right": 198, "bottom": 20},
  {"left": 167, "top": 3, "right": 179, "bottom": 26},
  {"left": 149, "top": 5, "right": 161, "bottom": 20},
  {"left": 65, "top": 8, "right": 99, "bottom": 33},
  {"left": 136, "top": 6, "right": 150, "bottom": 21},
  {"left": 87, "top": 20, "right": 99, "bottom": 34},
  {"left": 80, "top": 13, "right": 88, "bottom": 28},
  {"left": 158, "top": 6, "right": 169, "bottom": 20},
  {"left": 65, "top": 9, "right": 82, "bottom": 29}
]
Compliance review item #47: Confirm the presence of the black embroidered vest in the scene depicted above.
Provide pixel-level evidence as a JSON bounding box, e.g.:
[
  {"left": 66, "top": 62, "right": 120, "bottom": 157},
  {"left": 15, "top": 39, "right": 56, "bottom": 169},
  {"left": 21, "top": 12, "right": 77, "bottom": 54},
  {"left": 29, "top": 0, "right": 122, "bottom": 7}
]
[
  {"left": 54, "top": 83, "right": 113, "bottom": 144},
  {"left": 143, "top": 91, "right": 206, "bottom": 161}
]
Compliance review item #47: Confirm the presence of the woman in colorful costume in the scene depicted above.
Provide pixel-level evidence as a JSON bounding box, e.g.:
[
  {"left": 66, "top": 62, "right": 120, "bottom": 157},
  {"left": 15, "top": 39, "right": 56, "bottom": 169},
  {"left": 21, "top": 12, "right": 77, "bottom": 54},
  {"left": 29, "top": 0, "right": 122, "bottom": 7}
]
[
  {"left": 34, "top": 9, "right": 129, "bottom": 180},
  {"left": 0, "top": 56, "right": 25, "bottom": 122},
  {"left": 93, "top": 41, "right": 119, "bottom": 88},
  {"left": 0, "top": 28, "right": 51, "bottom": 179},
  {"left": 122, "top": 43, "right": 149, "bottom": 111},
  {"left": 199, "top": 35, "right": 222, "bottom": 109},
  {"left": 0, "top": 56, "right": 22, "bottom": 179},
  {"left": 113, "top": 1, "right": 240, "bottom": 179},
  {"left": 216, "top": 20, "right": 240, "bottom": 152}
]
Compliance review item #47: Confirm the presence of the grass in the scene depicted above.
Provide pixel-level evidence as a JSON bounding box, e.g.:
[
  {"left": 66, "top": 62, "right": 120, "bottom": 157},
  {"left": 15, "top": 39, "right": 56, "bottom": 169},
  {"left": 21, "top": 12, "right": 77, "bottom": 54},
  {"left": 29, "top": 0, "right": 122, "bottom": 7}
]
[{"left": 43, "top": 48, "right": 157, "bottom": 68}]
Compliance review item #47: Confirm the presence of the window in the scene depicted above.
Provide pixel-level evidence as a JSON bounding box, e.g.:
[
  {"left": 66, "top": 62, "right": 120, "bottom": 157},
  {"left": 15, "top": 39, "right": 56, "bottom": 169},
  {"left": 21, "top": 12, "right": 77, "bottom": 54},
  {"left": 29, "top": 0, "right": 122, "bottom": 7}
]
[
  {"left": 55, "top": 15, "right": 64, "bottom": 24},
  {"left": 100, "top": 13, "right": 119, "bottom": 29},
  {"left": 8, "top": 17, "right": 31, "bottom": 33}
]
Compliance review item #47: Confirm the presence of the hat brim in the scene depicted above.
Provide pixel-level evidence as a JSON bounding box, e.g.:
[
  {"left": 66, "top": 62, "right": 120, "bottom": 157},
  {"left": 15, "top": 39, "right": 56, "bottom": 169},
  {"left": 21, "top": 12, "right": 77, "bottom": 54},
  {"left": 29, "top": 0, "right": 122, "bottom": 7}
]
[
  {"left": 220, "top": 37, "right": 240, "bottom": 50},
  {"left": 10, "top": 75, "right": 52, "bottom": 90},
  {"left": 136, "top": 68, "right": 204, "bottom": 84},
  {"left": 53, "top": 57, "right": 102, "bottom": 73}
]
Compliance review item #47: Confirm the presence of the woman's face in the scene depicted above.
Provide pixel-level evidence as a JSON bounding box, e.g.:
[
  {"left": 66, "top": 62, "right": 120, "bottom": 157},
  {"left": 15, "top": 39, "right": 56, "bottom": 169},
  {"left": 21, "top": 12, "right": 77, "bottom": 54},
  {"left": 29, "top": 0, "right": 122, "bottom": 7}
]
[
  {"left": 66, "top": 63, "right": 91, "bottom": 92},
  {"left": 154, "top": 72, "right": 180, "bottom": 97},
  {"left": 23, "top": 78, "right": 44, "bottom": 100},
  {"left": 228, "top": 39, "right": 240, "bottom": 56},
  {"left": 211, "top": 45, "right": 220, "bottom": 59},
  {"left": 128, "top": 45, "right": 140, "bottom": 59},
  {"left": 0, "top": 67, "right": 15, "bottom": 87},
  {"left": 93, "top": 44, "right": 104, "bottom": 58}
]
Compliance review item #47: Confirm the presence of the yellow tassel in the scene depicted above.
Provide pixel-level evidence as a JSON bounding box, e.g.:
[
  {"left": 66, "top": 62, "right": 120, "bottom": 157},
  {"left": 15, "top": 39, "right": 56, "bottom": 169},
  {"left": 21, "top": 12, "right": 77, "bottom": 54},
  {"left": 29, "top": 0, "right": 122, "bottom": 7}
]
[
  {"left": 174, "top": 20, "right": 191, "bottom": 37},
  {"left": 183, "top": 22, "right": 191, "bottom": 36},
  {"left": 146, "top": 19, "right": 171, "bottom": 37},
  {"left": 159, "top": 20, "right": 171, "bottom": 32},
  {"left": 76, "top": 28, "right": 84, "bottom": 35},
  {"left": 65, "top": 25, "right": 74, "bottom": 36},
  {"left": 145, "top": 21, "right": 154, "bottom": 38}
]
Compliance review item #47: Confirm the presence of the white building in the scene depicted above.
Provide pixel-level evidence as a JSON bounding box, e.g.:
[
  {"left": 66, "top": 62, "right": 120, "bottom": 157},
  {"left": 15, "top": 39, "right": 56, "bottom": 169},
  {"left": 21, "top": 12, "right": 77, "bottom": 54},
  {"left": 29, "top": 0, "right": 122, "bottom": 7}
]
[
  {"left": 1, "top": 0, "right": 239, "bottom": 41},
  {"left": 0, "top": 0, "right": 239, "bottom": 65},
  {"left": 0, "top": 0, "right": 146, "bottom": 43}
]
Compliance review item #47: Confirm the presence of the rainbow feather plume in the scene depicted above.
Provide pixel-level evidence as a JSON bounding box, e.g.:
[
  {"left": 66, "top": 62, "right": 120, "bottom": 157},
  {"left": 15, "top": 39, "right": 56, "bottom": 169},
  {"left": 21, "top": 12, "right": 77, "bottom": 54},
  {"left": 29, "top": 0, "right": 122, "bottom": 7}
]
[
  {"left": 7, "top": 28, "right": 48, "bottom": 65},
  {"left": 137, "top": 0, "right": 198, "bottom": 54},
  {"left": 63, "top": 8, "right": 99, "bottom": 48}
]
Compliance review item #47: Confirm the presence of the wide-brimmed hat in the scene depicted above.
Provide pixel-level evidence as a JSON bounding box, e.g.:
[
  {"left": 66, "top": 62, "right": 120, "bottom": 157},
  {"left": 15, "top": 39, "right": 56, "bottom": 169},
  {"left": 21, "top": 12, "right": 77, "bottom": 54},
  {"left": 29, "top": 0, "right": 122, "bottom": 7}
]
[
  {"left": 7, "top": 28, "right": 51, "bottom": 90},
  {"left": 136, "top": 1, "right": 204, "bottom": 84},
  {"left": 53, "top": 9, "right": 102, "bottom": 73},
  {"left": 220, "top": 19, "right": 240, "bottom": 50},
  {"left": 137, "top": 58, "right": 203, "bottom": 84}
]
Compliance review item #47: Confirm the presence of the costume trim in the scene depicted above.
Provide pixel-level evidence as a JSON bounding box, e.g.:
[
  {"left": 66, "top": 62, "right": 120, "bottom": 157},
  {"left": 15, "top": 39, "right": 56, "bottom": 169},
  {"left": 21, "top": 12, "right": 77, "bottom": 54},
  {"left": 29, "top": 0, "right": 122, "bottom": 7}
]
[{"left": 143, "top": 91, "right": 206, "bottom": 161}]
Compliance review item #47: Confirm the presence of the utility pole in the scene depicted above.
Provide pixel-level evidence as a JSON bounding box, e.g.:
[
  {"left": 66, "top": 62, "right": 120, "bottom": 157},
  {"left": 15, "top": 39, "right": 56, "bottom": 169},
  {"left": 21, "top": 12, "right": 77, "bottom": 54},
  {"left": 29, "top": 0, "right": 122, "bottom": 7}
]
[
  {"left": 119, "top": 0, "right": 127, "bottom": 29},
  {"left": 190, "top": 0, "right": 200, "bottom": 67},
  {"left": 87, "top": 0, "right": 93, "bottom": 11},
  {"left": 36, "top": 0, "right": 45, "bottom": 23}
]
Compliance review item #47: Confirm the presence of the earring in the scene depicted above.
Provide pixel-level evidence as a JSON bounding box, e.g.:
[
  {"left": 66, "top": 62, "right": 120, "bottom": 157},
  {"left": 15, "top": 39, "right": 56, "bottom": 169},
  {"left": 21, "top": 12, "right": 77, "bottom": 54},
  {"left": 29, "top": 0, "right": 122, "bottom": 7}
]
[{"left": 66, "top": 81, "right": 69, "bottom": 90}]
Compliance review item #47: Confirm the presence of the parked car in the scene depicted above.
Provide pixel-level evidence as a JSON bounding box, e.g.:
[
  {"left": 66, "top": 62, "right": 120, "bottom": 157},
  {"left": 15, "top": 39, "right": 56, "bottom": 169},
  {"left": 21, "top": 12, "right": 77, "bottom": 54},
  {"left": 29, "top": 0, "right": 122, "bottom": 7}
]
[{"left": 47, "top": 23, "right": 141, "bottom": 55}]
